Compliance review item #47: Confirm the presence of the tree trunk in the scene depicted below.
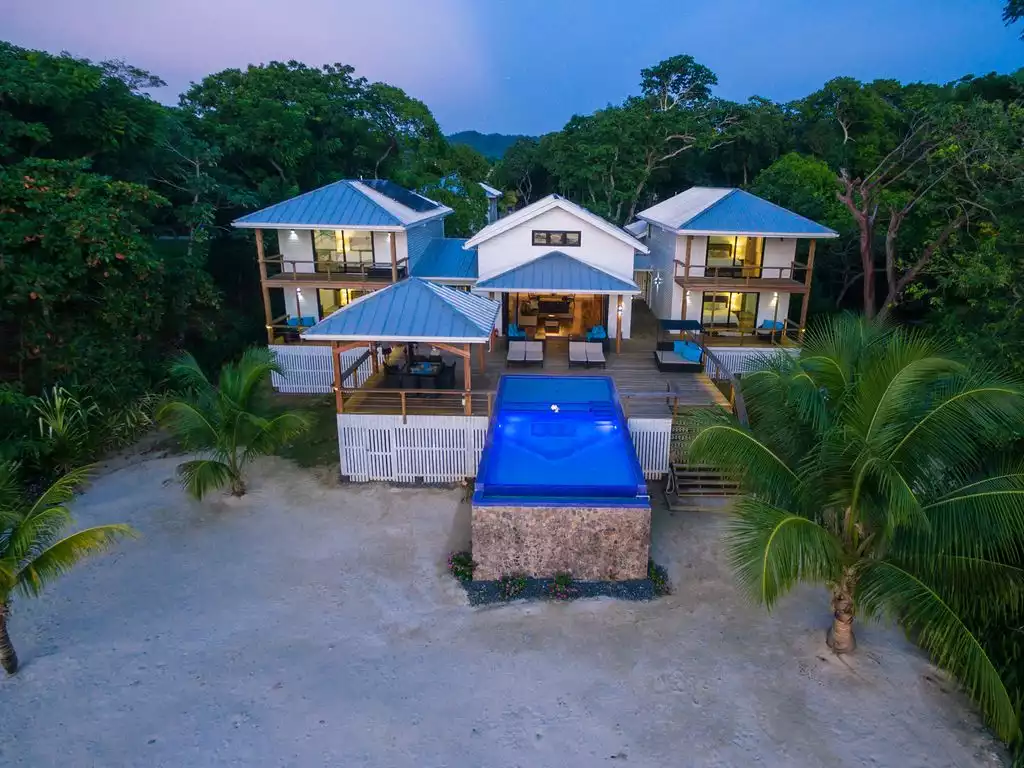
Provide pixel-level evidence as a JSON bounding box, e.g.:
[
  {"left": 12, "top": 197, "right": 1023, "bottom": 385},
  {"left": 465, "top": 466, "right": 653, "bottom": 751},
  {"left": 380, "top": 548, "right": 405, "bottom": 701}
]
[
  {"left": 0, "top": 603, "right": 18, "bottom": 675},
  {"left": 230, "top": 474, "right": 246, "bottom": 497},
  {"left": 827, "top": 575, "right": 856, "bottom": 654}
]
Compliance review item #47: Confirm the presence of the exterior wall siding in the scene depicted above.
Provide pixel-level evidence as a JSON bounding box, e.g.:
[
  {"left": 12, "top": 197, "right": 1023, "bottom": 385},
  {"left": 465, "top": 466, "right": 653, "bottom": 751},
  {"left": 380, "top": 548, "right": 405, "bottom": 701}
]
[{"left": 475, "top": 208, "right": 635, "bottom": 281}]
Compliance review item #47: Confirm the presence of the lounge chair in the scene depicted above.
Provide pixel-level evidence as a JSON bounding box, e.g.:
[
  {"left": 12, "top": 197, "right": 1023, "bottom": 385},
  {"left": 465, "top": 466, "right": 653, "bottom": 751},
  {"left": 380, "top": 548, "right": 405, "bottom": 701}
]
[
  {"left": 584, "top": 342, "right": 606, "bottom": 369},
  {"left": 568, "top": 341, "right": 587, "bottom": 368},
  {"left": 506, "top": 341, "right": 526, "bottom": 367},
  {"left": 524, "top": 341, "right": 544, "bottom": 367},
  {"left": 756, "top": 319, "right": 785, "bottom": 341},
  {"left": 653, "top": 340, "right": 703, "bottom": 373}
]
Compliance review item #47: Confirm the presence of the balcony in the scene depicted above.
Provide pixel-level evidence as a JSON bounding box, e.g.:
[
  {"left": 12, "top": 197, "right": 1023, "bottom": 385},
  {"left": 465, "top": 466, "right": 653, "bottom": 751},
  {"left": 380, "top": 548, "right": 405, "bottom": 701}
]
[
  {"left": 674, "top": 260, "right": 809, "bottom": 293},
  {"left": 261, "top": 253, "right": 408, "bottom": 287}
]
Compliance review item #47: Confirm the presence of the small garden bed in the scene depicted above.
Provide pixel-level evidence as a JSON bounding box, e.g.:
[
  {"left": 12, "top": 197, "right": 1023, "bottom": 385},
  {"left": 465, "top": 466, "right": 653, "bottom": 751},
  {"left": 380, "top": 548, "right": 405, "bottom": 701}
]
[{"left": 448, "top": 552, "right": 671, "bottom": 606}]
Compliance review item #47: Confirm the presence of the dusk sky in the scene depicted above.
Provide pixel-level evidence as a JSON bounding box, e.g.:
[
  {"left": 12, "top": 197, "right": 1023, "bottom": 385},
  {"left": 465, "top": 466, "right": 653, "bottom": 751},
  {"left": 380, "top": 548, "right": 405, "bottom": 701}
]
[{"left": 5, "top": 0, "right": 1022, "bottom": 135}]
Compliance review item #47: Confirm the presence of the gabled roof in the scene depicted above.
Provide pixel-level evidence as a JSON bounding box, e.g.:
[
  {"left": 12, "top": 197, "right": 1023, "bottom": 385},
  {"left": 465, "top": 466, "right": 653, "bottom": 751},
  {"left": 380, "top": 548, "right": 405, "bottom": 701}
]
[
  {"left": 233, "top": 180, "right": 452, "bottom": 230},
  {"left": 463, "top": 194, "right": 650, "bottom": 254},
  {"left": 302, "top": 278, "right": 498, "bottom": 343},
  {"left": 478, "top": 182, "right": 502, "bottom": 199},
  {"left": 411, "top": 238, "right": 478, "bottom": 281},
  {"left": 475, "top": 251, "right": 639, "bottom": 294},
  {"left": 637, "top": 187, "right": 838, "bottom": 238},
  {"left": 624, "top": 220, "right": 648, "bottom": 238}
]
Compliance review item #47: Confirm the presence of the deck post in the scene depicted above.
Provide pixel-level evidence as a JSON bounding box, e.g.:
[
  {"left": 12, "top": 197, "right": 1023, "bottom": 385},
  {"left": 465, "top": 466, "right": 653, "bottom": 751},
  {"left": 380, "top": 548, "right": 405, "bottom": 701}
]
[
  {"left": 680, "top": 235, "right": 693, "bottom": 321},
  {"left": 615, "top": 294, "right": 623, "bottom": 354},
  {"left": 332, "top": 343, "right": 343, "bottom": 414},
  {"left": 400, "top": 391, "right": 407, "bottom": 423},
  {"left": 369, "top": 342, "right": 379, "bottom": 375},
  {"left": 390, "top": 232, "right": 398, "bottom": 283},
  {"left": 798, "top": 239, "right": 816, "bottom": 343},
  {"left": 463, "top": 343, "right": 472, "bottom": 416},
  {"left": 256, "top": 230, "right": 274, "bottom": 344},
  {"left": 476, "top": 342, "right": 485, "bottom": 373}
]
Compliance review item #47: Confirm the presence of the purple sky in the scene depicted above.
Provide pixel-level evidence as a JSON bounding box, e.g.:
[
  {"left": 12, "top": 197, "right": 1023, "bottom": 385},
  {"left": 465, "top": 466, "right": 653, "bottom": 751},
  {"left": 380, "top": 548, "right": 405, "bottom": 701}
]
[{"left": 6, "top": 0, "right": 1022, "bottom": 135}]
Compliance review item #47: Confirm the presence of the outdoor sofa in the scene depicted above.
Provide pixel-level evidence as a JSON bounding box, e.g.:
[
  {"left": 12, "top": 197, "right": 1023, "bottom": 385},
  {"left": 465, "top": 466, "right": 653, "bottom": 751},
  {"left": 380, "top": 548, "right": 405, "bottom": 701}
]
[{"left": 653, "top": 340, "right": 704, "bottom": 373}]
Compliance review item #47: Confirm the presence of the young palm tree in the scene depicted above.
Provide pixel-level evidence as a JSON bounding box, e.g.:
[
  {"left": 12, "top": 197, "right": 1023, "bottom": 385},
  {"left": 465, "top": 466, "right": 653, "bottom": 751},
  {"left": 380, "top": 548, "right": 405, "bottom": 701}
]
[
  {"left": 687, "top": 314, "right": 1024, "bottom": 742},
  {"left": 0, "top": 463, "right": 134, "bottom": 674},
  {"left": 157, "top": 348, "right": 310, "bottom": 499}
]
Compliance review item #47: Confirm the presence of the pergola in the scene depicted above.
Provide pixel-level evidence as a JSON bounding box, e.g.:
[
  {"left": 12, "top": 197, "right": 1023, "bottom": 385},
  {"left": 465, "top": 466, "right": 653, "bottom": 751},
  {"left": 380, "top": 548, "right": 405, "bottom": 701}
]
[{"left": 301, "top": 278, "right": 501, "bottom": 415}]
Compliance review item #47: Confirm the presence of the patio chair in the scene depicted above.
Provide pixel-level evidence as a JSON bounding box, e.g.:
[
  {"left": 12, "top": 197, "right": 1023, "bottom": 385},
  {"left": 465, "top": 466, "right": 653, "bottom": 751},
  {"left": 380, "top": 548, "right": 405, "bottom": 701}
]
[
  {"left": 507, "top": 323, "right": 527, "bottom": 340},
  {"left": 524, "top": 341, "right": 544, "bottom": 367},
  {"left": 506, "top": 340, "right": 526, "bottom": 367},
  {"left": 568, "top": 341, "right": 587, "bottom": 368},
  {"left": 584, "top": 342, "right": 606, "bottom": 369},
  {"left": 756, "top": 319, "right": 785, "bottom": 341}
]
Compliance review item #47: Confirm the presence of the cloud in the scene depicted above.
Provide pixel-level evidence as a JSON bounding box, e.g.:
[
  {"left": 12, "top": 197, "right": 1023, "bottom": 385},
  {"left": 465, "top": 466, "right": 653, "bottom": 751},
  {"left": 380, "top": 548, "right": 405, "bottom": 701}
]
[{"left": 4, "top": 0, "right": 488, "bottom": 128}]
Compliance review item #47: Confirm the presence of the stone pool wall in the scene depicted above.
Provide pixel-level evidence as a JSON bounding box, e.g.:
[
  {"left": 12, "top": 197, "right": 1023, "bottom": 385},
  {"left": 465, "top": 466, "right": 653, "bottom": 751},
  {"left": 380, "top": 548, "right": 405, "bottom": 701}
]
[{"left": 471, "top": 505, "right": 651, "bottom": 581}]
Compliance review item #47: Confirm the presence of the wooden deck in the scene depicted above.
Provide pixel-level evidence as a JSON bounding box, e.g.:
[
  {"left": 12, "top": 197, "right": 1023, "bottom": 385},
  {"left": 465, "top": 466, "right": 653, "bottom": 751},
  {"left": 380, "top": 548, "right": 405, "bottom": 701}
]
[{"left": 339, "top": 338, "right": 729, "bottom": 418}]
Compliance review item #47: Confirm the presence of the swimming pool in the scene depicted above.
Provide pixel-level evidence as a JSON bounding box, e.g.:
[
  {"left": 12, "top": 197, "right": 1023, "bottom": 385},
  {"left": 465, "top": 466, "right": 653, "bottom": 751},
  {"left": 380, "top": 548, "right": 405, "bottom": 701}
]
[{"left": 472, "top": 375, "right": 649, "bottom": 507}]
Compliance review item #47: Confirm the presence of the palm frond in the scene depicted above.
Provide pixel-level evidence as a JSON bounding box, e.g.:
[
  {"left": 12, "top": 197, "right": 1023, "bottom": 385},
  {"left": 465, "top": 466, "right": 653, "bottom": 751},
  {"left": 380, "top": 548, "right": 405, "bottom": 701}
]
[
  {"left": 156, "top": 401, "right": 220, "bottom": 451},
  {"left": 915, "top": 472, "right": 1024, "bottom": 560},
  {"left": 167, "top": 351, "right": 213, "bottom": 394},
  {"left": 25, "top": 465, "right": 92, "bottom": 519},
  {"left": 726, "top": 496, "right": 842, "bottom": 609},
  {"left": 220, "top": 347, "right": 281, "bottom": 409},
  {"left": 241, "top": 411, "right": 311, "bottom": 463},
  {"left": 857, "top": 560, "right": 1020, "bottom": 742},
  {"left": 16, "top": 524, "right": 137, "bottom": 599},
  {"left": 895, "top": 554, "right": 1024, "bottom": 622},
  {"left": 176, "top": 459, "right": 235, "bottom": 500},
  {"left": 0, "top": 461, "right": 22, "bottom": 513},
  {"left": 688, "top": 419, "right": 802, "bottom": 505}
]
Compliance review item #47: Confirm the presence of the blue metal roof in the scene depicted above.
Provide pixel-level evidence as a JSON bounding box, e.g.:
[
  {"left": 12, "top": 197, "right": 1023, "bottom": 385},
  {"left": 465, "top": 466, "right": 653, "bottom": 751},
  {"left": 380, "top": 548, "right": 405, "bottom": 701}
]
[
  {"left": 233, "top": 180, "right": 403, "bottom": 229},
  {"left": 476, "top": 251, "right": 639, "bottom": 294},
  {"left": 411, "top": 238, "right": 478, "bottom": 280},
  {"left": 302, "top": 278, "right": 499, "bottom": 342},
  {"left": 680, "top": 189, "right": 837, "bottom": 236},
  {"left": 633, "top": 253, "right": 652, "bottom": 271}
]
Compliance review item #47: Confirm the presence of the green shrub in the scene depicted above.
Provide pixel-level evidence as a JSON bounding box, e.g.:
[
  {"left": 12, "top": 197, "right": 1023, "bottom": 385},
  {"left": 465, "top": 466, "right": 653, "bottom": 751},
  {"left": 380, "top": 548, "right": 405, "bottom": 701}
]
[
  {"left": 498, "top": 573, "right": 528, "bottom": 600},
  {"left": 548, "top": 571, "right": 576, "bottom": 600},
  {"left": 447, "top": 551, "right": 475, "bottom": 582},
  {"left": 648, "top": 560, "right": 671, "bottom": 596}
]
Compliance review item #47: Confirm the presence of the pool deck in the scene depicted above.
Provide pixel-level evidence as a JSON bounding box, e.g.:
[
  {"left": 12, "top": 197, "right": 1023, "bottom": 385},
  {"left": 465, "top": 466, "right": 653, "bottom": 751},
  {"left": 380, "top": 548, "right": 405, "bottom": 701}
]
[{"left": 340, "top": 338, "right": 729, "bottom": 419}]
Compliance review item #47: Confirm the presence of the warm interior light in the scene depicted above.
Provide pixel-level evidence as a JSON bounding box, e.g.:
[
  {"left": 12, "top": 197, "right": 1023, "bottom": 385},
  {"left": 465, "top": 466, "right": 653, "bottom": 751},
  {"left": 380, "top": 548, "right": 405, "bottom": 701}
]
[{"left": 288, "top": 229, "right": 299, "bottom": 241}]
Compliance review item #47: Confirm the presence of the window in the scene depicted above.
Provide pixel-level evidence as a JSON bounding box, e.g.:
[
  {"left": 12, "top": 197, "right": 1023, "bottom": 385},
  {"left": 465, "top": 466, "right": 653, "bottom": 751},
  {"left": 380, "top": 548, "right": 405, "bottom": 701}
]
[
  {"left": 532, "top": 230, "right": 581, "bottom": 247},
  {"left": 312, "top": 229, "right": 375, "bottom": 273},
  {"left": 701, "top": 291, "right": 759, "bottom": 332},
  {"left": 706, "top": 236, "right": 763, "bottom": 277}
]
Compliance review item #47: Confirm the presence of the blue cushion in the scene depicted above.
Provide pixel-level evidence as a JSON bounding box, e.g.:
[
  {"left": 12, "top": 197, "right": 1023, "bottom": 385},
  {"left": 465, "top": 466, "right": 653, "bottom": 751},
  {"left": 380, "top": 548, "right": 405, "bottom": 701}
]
[
  {"left": 587, "top": 325, "right": 607, "bottom": 341},
  {"left": 673, "top": 340, "right": 702, "bottom": 363},
  {"left": 286, "top": 317, "right": 299, "bottom": 326},
  {"left": 759, "top": 320, "right": 784, "bottom": 330},
  {"left": 301, "top": 316, "right": 316, "bottom": 326}
]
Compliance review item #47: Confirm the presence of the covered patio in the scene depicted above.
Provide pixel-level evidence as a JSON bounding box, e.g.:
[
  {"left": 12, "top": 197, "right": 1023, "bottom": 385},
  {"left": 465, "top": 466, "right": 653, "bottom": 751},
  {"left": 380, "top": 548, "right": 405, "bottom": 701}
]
[{"left": 301, "top": 278, "right": 501, "bottom": 417}]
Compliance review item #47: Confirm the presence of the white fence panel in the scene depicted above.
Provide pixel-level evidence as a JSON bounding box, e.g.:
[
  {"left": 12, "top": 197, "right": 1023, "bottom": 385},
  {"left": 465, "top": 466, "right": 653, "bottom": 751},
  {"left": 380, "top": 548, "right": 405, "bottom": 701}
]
[
  {"left": 628, "top": 418, "right": 673, "bottom": 479},
  {"left": 704, "top": 346, "right": 798, "bottom": 380},
  {"left": 337, "top": 415, "right": 488, "bottom": 483},
  {"left": 269, "top": 344, "right": 375, "bottom": 394}
]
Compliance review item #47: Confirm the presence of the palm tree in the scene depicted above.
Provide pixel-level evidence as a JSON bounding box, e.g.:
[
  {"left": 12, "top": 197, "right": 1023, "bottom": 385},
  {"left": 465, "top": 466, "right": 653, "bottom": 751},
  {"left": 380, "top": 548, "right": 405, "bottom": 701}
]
[
  {"left": 687, "top": 314, "right": 1024, "bottom": 743},
  {"left": 0, "top": 463, "right": 134, "bottom": 674},
  {"left": 157, "top": 348, "right": 310, "bottom": 499}
]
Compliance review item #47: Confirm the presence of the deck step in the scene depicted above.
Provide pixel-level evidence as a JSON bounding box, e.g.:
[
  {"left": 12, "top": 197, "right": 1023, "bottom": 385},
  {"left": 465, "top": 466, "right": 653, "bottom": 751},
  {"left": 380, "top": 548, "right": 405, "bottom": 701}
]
[{"left": 665, "top": 461, "right": 738, "bottom": 512}]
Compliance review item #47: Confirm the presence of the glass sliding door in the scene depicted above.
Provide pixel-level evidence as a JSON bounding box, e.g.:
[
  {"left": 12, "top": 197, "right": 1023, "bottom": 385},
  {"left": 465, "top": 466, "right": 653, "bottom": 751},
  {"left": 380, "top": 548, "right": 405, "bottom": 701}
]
[
  {"left": 706, "top": 236, "right": 763, "bottom": 278},
  {"left": 317, "top": 288, "right": 369, "bottom": 317},
  {"left": 701, "top": 291, "right": 759, "bottom": 332},
  {"left": 312, "top": 229, "right": 375, "bottom": 274}
]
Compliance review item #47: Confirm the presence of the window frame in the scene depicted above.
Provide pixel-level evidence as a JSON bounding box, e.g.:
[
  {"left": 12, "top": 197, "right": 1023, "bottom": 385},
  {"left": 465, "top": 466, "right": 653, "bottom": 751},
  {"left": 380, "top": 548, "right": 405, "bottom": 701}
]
[{"left": 532, "top": 229, "right": 582, "bottom": 247}]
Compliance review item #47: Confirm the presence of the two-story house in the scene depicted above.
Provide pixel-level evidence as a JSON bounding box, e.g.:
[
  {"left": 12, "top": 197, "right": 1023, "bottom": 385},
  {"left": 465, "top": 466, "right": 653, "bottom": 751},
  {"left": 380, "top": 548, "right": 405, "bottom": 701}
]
[
  {"left": 233, "top": 179, "right": 456, "bottom": 344},
  {"left": 634, "top": 187, "right": 838, "bottom": 348}
]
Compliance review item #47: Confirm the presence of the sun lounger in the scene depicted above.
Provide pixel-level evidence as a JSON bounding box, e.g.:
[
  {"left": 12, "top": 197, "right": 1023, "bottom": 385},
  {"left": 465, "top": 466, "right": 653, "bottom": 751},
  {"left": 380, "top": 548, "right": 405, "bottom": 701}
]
[
  {"left": 506, "top": 341, "right": 526, "bottom": 367},
  {"left": 584, "top": 342, "right": 606, "bottom": 369},
  {"left": 568, "top": 341, "right": 587, "bottom": 368},
  {"left": 524, "top": 341, "right": 544, "bottom": 366}
]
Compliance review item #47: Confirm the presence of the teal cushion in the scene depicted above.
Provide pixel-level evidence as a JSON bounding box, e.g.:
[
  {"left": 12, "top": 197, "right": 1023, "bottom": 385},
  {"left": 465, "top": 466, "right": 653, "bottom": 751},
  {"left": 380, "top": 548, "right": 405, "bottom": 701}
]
[{"left": 680, "top": 342, "right": 702, "bottom": 363}]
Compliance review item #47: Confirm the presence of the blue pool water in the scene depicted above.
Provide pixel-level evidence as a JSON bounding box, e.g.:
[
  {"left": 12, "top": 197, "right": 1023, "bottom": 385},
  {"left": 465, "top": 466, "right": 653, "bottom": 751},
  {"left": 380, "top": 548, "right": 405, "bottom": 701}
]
[{"left": 473, "top": 375, "right": 649, "bottom": 507}]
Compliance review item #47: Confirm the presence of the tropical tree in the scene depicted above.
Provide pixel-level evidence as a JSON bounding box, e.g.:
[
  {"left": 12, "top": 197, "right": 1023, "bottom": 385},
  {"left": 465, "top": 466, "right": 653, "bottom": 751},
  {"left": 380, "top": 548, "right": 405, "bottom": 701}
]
[
  {"left": 0, "top": 462, "right": 134, "bottom": 674},
  {"left": 157, "top": 348, "right": 310, "bottom": 499},
  {"left": 687, "top": 314, "right": 1024, "bottom": 743}
]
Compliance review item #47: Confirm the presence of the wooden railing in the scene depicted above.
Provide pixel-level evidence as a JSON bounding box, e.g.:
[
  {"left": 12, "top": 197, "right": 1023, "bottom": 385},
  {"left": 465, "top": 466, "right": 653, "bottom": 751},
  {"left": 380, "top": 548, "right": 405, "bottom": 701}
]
[
  {"left": 700, "top": 318, "right": 802, "bottom": 346},
  {"left": 262, "top": 254, "right": 408, "bottom": 282},
  {"left": 674, "top": 260, "right": 808, "bottom": 284},
  {"left": 338, "top": 387, "right": 495, "bottom": 419}
]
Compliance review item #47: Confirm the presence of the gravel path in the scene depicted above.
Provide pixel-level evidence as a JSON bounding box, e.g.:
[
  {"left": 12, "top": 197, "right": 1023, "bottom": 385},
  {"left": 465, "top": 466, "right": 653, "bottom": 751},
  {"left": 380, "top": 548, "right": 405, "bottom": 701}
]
[{"left": 1, "top": 454, "right": 1006, "bottom": 767}]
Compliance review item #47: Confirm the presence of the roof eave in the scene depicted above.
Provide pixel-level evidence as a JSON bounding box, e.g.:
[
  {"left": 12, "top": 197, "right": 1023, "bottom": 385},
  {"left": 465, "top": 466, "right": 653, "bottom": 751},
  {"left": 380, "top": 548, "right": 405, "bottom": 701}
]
[
  {"left": 232, "top": 221, "right": 406, "bottom": 231},
  {"left": 674, "top": 228, "right": 839, "bottom": 239},
  {"left": 300, "top": 332, "right": 492, "bottom": 344}
]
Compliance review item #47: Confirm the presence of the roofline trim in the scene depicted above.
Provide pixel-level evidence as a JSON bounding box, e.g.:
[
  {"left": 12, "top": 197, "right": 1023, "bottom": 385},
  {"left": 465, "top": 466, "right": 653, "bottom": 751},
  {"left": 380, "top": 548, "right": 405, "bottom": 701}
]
[
  {"left": 232, "top": 222, "right": 406, "bottom": 232},
  {"left": 471, "top": 285, "right": 640, "bottom": 295},
  {"left": 300, "top": 332, "right": 492, "bottom": 344}
]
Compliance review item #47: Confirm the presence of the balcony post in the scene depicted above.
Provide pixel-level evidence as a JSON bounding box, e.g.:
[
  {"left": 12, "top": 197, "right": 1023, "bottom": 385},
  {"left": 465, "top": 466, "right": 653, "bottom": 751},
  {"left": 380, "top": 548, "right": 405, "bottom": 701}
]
[
  {"left": 615, "top": 294, "right": 623, "bottom": 354},
  {"left": 390, "top": 232, "right": 398, "bottom": 283},
  {"left": 463, "top": 343, "right": 472, "bottom": 416},
  {"left": 332, "top": 343, "right": 343, "bottom": 414},
  {"left": 798, "top": 239, "right": 817, "bottom": 342},
  {"left": 256, "top": 229, "right": 274, "bottom": 345}
]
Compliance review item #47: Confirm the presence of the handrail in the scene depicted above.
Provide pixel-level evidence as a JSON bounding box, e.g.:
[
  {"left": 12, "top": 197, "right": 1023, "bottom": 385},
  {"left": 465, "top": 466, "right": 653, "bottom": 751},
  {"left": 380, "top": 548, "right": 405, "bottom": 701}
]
[
  {"left": 260, "top": 254, "right": 408, "bottom": 281},
  {"left": 683, "top": 331, "right": 749, "bottom": 426},
  {"left": 673, "top": 261, "right": 805, "bottom": 283}
]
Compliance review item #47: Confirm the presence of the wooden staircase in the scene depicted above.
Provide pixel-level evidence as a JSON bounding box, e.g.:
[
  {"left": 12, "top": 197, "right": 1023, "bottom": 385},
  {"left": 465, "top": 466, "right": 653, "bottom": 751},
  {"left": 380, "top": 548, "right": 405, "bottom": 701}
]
[{"left": 664, "top": 462, "right": 738, "bottom": 512}]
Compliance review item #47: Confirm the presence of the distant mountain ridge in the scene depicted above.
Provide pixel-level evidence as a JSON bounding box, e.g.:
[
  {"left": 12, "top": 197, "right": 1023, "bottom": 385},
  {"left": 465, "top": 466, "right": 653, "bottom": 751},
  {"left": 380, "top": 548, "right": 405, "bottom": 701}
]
[{"left": 447, "top": 130, "right": 529, "bottom": 159}]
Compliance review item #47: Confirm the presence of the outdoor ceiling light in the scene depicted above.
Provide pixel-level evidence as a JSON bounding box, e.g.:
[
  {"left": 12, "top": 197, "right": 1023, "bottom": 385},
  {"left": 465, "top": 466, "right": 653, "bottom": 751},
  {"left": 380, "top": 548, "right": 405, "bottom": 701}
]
[{"left": 288, "top": 229, "right": 299, "bottom": 240}]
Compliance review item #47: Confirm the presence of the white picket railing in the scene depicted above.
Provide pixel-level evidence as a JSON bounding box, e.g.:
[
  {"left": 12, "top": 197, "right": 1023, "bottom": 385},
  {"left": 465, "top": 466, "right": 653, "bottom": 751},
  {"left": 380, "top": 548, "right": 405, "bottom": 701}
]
[
  {"left": 338, "top": 414, "right": 488, "bottom": 482},
  {"left": 703, "top": 346, "right": 798, "bottom": 380},
  {"left": 628, "top": 418, "right": 673, "bottom": 479},
  {"left": 269, "top": 344, "right": 375, "bottom": 394},
  {"left": 336, "top": 413, "right": 674, "bottom": 483}
]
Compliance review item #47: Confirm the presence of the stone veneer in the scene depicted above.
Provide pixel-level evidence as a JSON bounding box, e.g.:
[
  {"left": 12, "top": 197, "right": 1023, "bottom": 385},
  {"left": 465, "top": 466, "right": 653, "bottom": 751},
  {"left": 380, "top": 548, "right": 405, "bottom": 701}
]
[{"left": 471, "top": 504, "right": 651, "bottom": 581}]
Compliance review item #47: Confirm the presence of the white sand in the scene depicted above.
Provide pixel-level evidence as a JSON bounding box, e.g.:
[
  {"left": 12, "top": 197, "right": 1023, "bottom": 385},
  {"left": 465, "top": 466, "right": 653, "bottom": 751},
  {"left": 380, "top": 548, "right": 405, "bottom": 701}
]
[{"left": 0, "top": 453, "right": 1007, "bottom": 767}]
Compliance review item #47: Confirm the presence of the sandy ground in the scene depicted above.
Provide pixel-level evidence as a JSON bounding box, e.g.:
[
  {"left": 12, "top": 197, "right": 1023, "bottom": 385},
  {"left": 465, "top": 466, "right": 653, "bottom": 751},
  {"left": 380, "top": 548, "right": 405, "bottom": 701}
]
[{"left": 1, "top": 453, "right": 1007, "bottom": 768}]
